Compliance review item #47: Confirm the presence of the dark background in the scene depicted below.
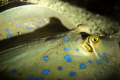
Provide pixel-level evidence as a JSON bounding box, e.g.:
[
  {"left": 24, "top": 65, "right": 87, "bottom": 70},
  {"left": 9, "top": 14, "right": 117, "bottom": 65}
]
[{"left": 0, "top": 0, "right": 120, "bottom": 21}]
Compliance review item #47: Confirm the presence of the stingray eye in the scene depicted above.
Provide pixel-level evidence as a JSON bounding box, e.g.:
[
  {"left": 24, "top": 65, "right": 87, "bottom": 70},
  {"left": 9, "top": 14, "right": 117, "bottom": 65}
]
[{"left": 91, "top": 36, "right": 99, "bottom": 43}]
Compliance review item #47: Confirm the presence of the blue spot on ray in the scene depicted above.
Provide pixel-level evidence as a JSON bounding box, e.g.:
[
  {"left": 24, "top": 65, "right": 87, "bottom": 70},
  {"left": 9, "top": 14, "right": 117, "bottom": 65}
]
[
  {"left": 101, "top": 58, "right": 104, "bottom": 60},
  {"left": 42, "top": 70, "right": 50, "bottom": 75},
  {"left": 103, "top": 67, "right": 107, "bottom": 70},
  {"left": 60, "top": 34, "right": 65, "bottom": 36},
  {"left": 29, "top": 76, "right": 34, "bottom": 80},
  {"left": 69, "top": 72, "right": 76, "bottom": 76},
  {"left": 74, "top": 38, "right": 81, "bottom": 42},
  {"left": 67, "top": 58, "right": 72, "bottom": 62},
  {"left": 103, "top": 53, "right": 106, "bottom": 56},
  {"left": 0, "top": 34, "right": 2, "bottom": 36},
  {"left": 99, "top": 72, "right": 103, "bottom": 74},
  {"left": 7, "top": 34, "right": 12, "bottom": 37},
  {"left": 94, "top": 75, "right": 98, "bottom": 78},
  {"left": 96, "top": 61, "right": 102, "bottom": 64},
  {"left": 31, "top": 19, "right": 34, "bottom": 21},
  {"left": 64, "top": 48, "right": 70, "bottom": 51},
  {"left": 5, "top": 29, "right": 9, "bottom": 31},
  {"left": 38, "top": 21, "right": 42, "bottom": 24},
  {"left": 64, "top": 55, "right": 70, "bottom": 59},
  {"left": 64, "top": 38, "right": 69, "bottom": 41},
  {"left": 43, "top": 56, "right": 49, "bottom": 61},
  {"left": 71, "top": 33, "right": 75, "bottom": 35},
  {"left": 64, "top": 55, "right": 72, "bottom": 62},
  {"left": 36, "top": 25, "right": 40, "bottom": 28},
  {"left": 106, "top": 60, "right": 110, "bottom": 63},
  {"left": 58, "top": 79, "right": 62, "bottom": 80},
  {"left": 58, "top": 66, "right": 63, "bottom": 71},
  {"left": 98, "top": 54, "right": 102, "bottom": 57},
  {"left": 50, "top": 39, "right": 55, "bottom": 42},
  {"left": 76, "top": 49, "right": 79, "bottom": 51},
  {"left": 88, "top": 60, "right": 92, "bottom": 63},
  {"left": 26, "top": 26, "right": 33, "bottom": 29},
  {"left": 37, "top": 77, "right": 44, "bottom": 80},
  {"left": 17, "top": 23, "right": 22, "bottom": 27},
  {"left": 74, "top": 39, "right": 78, "bottom": 42},
  {"left": 11, "top": 69, "right": 16, "bottom": 73},
  {"left": 80, "top": 64, "right": 86, "bottom": 68}
]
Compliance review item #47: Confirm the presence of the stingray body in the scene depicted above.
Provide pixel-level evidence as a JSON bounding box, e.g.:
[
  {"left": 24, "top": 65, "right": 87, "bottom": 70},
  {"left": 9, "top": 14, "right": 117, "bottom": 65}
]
[
  {"left": 0, "top": 5, "right": 119, "bottom": 80},
  {"left": 0, "top": 27, "right": 119, "bottom": 80}
]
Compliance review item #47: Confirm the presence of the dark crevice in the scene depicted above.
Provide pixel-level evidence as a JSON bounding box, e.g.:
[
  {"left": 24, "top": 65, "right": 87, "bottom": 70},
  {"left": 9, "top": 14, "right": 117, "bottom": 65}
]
[
  {"left": 60, "top": 0, "right": 120, "bottom": 21},
  {"left": 0, "top": 0, "right": 120, "bottom": 21}
]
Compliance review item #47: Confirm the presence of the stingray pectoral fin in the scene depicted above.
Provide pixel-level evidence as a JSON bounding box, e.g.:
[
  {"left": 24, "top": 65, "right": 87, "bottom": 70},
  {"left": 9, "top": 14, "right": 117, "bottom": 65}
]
[
  {"left": 0, "top": 44, "right": 29, "bottom": 74},
  {"left": 0, "top": 38, "right": 46, "bottom": 62},
  {"left": 0, "top": 38, "right": 57, "bottom": 75},
  {"left": 0, "top": 45, "right": 30, "bottom": 62}
]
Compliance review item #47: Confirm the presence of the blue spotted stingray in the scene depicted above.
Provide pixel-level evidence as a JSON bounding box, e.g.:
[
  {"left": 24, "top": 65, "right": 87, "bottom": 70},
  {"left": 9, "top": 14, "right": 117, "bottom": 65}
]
[
  {"left": 0, "top": 5, "right": 119, "bottom": 80},
  {"left": 0, "top": 26, "right": 119, "bottom": 80}
]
